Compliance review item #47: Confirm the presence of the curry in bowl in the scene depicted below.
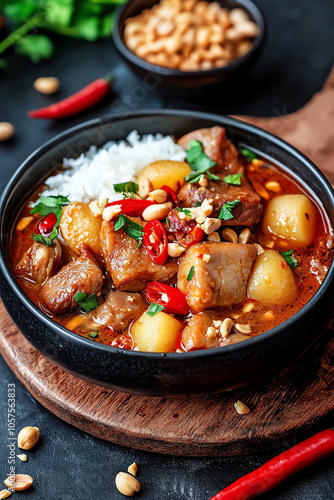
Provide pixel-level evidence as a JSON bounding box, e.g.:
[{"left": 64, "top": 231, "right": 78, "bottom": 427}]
[{"left": 10, "top": 126, "right": 333, "bottom": 353}]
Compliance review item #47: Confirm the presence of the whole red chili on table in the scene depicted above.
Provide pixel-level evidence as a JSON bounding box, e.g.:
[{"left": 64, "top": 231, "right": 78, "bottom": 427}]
[
  {"left": 107, "top": 199, "right": 155, "bottom": 217},
  {"left": 209, "top": 428, "right": 334, "bottom": 500},
  {"left": 143, "top": 219, "right": 168, "bottom": 265},
  {"left": 144, "top": 281, "right": 189, "bottom": 315},
  {"left": 28, "top": 76, "right": 113, "bottom": 119}
]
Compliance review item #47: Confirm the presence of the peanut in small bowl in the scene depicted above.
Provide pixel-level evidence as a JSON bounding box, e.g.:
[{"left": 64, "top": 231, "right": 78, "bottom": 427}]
[{"left": 113, "top": 0, "right": 266, "bottom": 88}]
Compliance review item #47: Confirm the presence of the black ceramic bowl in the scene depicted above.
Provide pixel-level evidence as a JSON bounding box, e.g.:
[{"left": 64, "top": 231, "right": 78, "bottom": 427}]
[
  {"left": 113, "top": 0, "right": 266, "bottom": 88},
  {"left": 1, "top": 110, "right": 334, "bottom": 396}
]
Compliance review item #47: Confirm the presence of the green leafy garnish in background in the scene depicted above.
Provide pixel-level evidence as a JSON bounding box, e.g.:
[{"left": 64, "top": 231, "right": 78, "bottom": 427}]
[
  {"left": 241, "top": 148, "right": 257, "bottom": 161},
  {"left": 281, "top": 249, "right": 298, "bottom": 268},
  {"left": 74, "top": 292, "right": 99, "bottom": 312},
  {"left": 0, "top": 0, "right": 126, "bottom": 64},
  {"left": 185, "top": 140, "right": 220, "bottom": 184}
]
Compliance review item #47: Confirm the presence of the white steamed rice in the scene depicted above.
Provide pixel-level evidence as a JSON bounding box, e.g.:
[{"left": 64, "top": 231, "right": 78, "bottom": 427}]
[{"left": 42, "top": 130, "right": 186, "bottom": 204}]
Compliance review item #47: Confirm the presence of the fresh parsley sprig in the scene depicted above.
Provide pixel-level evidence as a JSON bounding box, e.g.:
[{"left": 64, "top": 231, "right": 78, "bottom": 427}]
[
  {"left": 281, "top": 250, "right": 298, "bottom": 268},
  {"left": 113, "top": 182, "right": 138, "bottom": 195},
  {"left": 185, "top": 140, "right": 220, "bottom": 184},
  {"left": 114, "top": 214, "right": 144, "bottom": 248},
  {"left": 218, "top": 200, "right": 241, "bottom": 221},
  {"left": 223, "top": 173, "right": 243, "bottom": 186},
  {"left": 74, "top": 292, "right": 99, "bottom": 312},
  {"left": 147, "top": 303, "right": 165, "bottom": 317}
]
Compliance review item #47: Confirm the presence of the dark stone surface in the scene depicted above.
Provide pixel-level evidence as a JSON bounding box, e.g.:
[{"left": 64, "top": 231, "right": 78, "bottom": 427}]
[{"left": 0, "top": 0, "right": 334, "bottom": 498}]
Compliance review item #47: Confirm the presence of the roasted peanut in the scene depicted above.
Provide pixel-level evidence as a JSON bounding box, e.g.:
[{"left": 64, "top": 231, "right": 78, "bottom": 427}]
[
  {"left": 115, "top": 472, "right": 140, "bottom": 496},
  {"left": 0, "top": 122, "right": 14, "bottom": 142},
  {"left": 148, "top": 189, "right": 167, "bottom": 203},
  {"left": 138, "top": 177, "right": 153, "bottom": 198},
  {"left": 34, "top": 77, "right": 59, "bottom": 94},
  {"left": 239, "top": 228, "right": 251, "bottom": 244},
  {"left": 0, "top": 490, "right": 11, "bottom": 499},
  {"left": 201, "top": 217, "right": 221, "bottom": 234},
  {"left": 16, "top": 216, "right": 34, "bottom": 232},
  {"left": 4, "top": 475, "right": 33, "bottom": 491},
  {"left": 222, "top": 228, "right": 238, "bottom": 243},
  {"left": 168, "top": 242, "right": 186, "bottom": 257},
  {"left": 17, "top": 426, "right": 39, "bottom": 450},
  {"left": 102, "top": 205, "right": 121, "bottom": 222},
  {"left": 220, "top": 318, "right": 233, "bottom": 339},
  {"left": 127, "top": 462, "right": 138, "bottom": 476},
  {"left": 234, "top": 400, "right": 250, "bottom": 414},
  {"left": 142, "top": 201, "right": 173, "bottom": 221}
]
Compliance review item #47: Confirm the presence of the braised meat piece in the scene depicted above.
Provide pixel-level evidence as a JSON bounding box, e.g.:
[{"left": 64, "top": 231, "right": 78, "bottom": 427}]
[
  {"left": 177, "top": 174, "right": 263, "bottom": 226},
  {"left": 14, "top": 240, "right": 62, "bottom": 284},
  {"left": 177, "top": 242, "right": 257, "bottom": 313},
  {"left": 41, "top": 246, "right": 103, "bottom": 314},
  {"left": 181, "top": 312, "right": 219, "bottom": 351},
  {"left": 92, "top": 291, "right": 146, "bottom": 331},
  {"left": 177, "top": 126, "right": 242, "bottom": 174},
  {"left": 100, "top": 219, "right": 178, "bottom": 291}
]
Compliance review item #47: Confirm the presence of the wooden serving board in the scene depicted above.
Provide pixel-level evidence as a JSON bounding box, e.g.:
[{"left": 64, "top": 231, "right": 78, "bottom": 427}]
[{"left": 0, "top": 300, "right": 333, "bottom": 457}]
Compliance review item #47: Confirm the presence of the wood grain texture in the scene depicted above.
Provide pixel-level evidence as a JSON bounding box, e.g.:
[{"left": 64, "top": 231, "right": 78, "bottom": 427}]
[{"left": 0, "top": 300, "right": 333, "bottom": 457}]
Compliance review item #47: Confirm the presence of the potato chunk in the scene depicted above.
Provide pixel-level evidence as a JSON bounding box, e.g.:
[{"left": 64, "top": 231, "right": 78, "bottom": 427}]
[
  {"left": 247, "top": 249, "right": 297, "bottom": 304},
  {"left": 262, "top": 194, "right": 316, "bottom": 246},
  {"left": 131, "top": 310, "right": 183, "bottom": 352},
  {"left": 136, "top": 160, "right": 191, "bottom": 192},
  {"left": 60, "top": 202, "right": 102, "bottom": 255}
]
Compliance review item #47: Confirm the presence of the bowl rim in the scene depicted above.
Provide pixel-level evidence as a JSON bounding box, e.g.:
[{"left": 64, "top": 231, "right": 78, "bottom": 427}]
[
  {"left": 112, "top": 0, "right": 266, "bottom": 77},
  {"left": 1, "top": 108, "right": 334, "bottom": 362}
]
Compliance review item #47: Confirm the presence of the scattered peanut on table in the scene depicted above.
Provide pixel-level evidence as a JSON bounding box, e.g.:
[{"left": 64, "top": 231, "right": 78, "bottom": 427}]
[
  {"left": 0, "top": 122, "right": 14, "bottom": 142},
  {"left": 17, "top": 426, "right": 40, "bottom": 450},
  {"left": 124, "top": 0, "right": 259, "bottom": 71},
  {"left": 4, "top": 475, "right": 33, "bottom": 491},
  {"left": 34, "top": 77, "right": 60, "bottom": 94},
  {"left": 115, "top": 472, "right": 140, "bottom": 497}
]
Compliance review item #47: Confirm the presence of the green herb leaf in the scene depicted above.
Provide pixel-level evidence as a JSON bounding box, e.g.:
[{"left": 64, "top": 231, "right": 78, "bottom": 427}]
[
  {"left": 16, "top": 35, "right": 54, "bottom": 63},
  {"left": 176, "top": 207, "right": 192, "bottom": 217},
  {"left": 31, "top": 226, "right": 58, "bottom": 246},
  {"left": 223, "top": 173, "right": 243, "bottom": 186},
  {"left": 74, "top": 292, "right": 99, "bottom": 312},
  {"left": 166, "top": 217, "right": 170, "bottom": 229},
  {"left": 88, "top": 331, "right": 99, "bottom": 338},
  {"left": 195, "top": 201, "right": 201, "bottom": 207},
  {"left": 241, "top": 148, "right": 257, "bottom": 161},
  {"left": 30, "top": 195, "right": 69, "bottom": 226},
  {"left": 185, "top": 141, "right": 217, "bottom": 183},
  {"left": 281, "top": 249, "right": 298, "bottom": 268},
  {"left": 187, "top": 266, "right": 194, "bottom": 281},
  {"left": 113, "top": 181, "right": 138, "bottom": 194},
  {"left": 114, "top": 214, "right": 143, "bottom": 246},
  {"left": 218, "top": 200, "right": 241, "bottom": 221},
  {"left": 147, "top": 303, "right": 165, "bottom": 317}
]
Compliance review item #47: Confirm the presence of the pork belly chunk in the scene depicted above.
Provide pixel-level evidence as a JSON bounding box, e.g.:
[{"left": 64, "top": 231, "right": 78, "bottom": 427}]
[
  {"left": 14, "top": 239, "right": 62, "bottom": 284},
  {"left": 177, "top": 175, "right": 263, "bottom": 226},
  {"left": 177, "top": 126, "right": 242, "bottom": 174},
  {"left": 92, "top": 291, "right": 146, "bottom": 331},
  {"left": 100, "top": 220, "right": 178, "bottom": 291},
  {"left": 177, "top": 242, "right": 257, "bottom": 313},
  {"left": 41, "top": 246, "right": 103, "bottom": 314}
]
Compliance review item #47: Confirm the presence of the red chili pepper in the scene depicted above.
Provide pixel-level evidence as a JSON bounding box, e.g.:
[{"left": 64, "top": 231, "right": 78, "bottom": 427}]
[
  {"left": 174, "top": 332, "right": 187, "bottom": 351},
  {"left": 177, "top": 226, "right": 204, "bottom": 247},
  {"left": 107, "top": 199, "right": 155, "bottom": 217},
  {"left": 209, "top": 428, "right": 334, "bottom": 500},
  {"left": 161, "top": 185, "right": 177, "bottom": 206},
  {"left": 167, "top": 210, "right": 204, "bottom": 247},
  {"left": 38, "top": 213, "right": 57, "bottom": 236},
  {"left": 143, "top": 220, "right": 168, "bottom": 265},
  {"left": 144, "top": 281, "right": 189, "bottom": 315},
  {"left": 28, "top": 76, "right": 112, "bottom": 119}
]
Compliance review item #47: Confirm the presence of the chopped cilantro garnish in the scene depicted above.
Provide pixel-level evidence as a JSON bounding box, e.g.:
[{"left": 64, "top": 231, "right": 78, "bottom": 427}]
[
  {"left": 74, "top": 292, "right": 99, "bottom": 312},
  {"left": 30, "top": 195, "right": 69, "bottom": 226},
  {"left": 241, "top": 148, "right": 257, "bottom": 161},
  {"left": 176, "top": 207, "right": 192, "bottom": 217},
  {"left": 185, "top": 140, "right": 219, "bottom": 183},
  {"left": 281, "top": 249, "right": 298, "bottom": 268},
  {"left": 114, "top": 214, "right": 143, "bottom": 247},
  {"left": 147, "top": 303, "right": 165, "bottom": 317},
  {"left": 223, "top": 173, "right": 243, "bottom": 186},
  {"left": 187, "top": 266, "right": 195, "bottom": 281},
  {"left": 218, "top": 200, "right": 241, "bottom": 221},
  {"left": 166, "top": 217, "right": 170, "bottom": 229},
  {"left": 195, "top": 201, "right": 201, "bottom": 207},
  {"left": 113, "top": 181, "right": 138, "bottom": 194},
  {"left": 31, "top": 226, "right": 58, "bottom": 246},
  {"left": 88, "top": 331, "right": 99, "bottom": 339}
]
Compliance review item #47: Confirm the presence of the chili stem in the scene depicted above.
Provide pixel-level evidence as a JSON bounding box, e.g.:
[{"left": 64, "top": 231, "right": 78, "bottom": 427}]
[{"left": 0, "top": 13, "right": 45, "bottom": 55}]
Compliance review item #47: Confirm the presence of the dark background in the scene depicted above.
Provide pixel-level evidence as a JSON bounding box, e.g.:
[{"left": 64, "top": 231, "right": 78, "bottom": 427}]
[{"left": 0, "top": 0, "right": 334, "bottom": 498}]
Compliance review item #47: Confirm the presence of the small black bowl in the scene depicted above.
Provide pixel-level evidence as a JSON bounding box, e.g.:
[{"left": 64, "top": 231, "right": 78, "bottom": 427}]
[
  {"left": 1, "top": 110, "right": 334, "bottom": 396},
  {"left": 113, "top": 0, "right": 266, "bottom": 88}
]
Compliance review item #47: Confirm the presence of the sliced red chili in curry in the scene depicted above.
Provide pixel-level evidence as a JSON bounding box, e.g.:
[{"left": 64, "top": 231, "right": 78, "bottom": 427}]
[
  {"left": 144, "top": 281, "right": 189, "bottom": 315},
  {"left": 107, "top": 199, "right": 155, "bottom": 217},
  {"left": 167, "top": 209, "right": 204, "bottom": 247},
  {"left": 143, "top": 220, "right": 168, "bottom": 265},
  {"left": 161, "top": 185, "right": 177, "bottom": 206}
]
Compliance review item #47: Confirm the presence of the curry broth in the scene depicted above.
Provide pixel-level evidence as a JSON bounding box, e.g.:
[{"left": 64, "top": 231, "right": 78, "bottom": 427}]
[{"left": 10, "top": 156, "right": 333, "bottom": 352}]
